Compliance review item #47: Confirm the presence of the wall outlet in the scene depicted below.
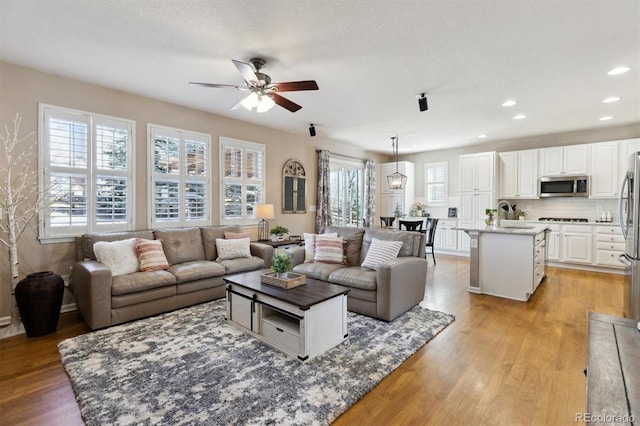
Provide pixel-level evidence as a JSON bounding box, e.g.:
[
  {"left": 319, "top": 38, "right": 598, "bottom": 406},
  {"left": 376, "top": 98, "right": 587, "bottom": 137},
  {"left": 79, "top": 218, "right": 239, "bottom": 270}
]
[{"left": 309, "top": 205, "right": 317, "bottom": 212}]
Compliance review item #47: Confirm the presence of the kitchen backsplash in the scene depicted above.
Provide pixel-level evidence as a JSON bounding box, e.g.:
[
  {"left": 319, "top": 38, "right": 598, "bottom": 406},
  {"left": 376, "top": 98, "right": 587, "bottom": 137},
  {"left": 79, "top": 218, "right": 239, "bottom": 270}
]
[{"left": 425, "top": 198, "right": 619, "bottom": 222}]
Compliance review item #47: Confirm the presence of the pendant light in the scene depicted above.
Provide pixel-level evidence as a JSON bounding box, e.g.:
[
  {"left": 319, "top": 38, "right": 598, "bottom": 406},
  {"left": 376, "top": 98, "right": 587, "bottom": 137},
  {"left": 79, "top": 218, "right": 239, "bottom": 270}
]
[{"left": 387, "top": 136, "right": 407, "bottom": 190}]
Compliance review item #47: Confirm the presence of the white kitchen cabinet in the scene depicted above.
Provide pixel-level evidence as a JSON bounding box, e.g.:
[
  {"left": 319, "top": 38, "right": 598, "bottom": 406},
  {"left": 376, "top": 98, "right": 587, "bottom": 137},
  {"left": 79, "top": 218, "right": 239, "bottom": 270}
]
[
  {"left": 379, "top": 161, "right": 415, "bottom": 216},
  {"left": 539, "top": 145, "right": 588, "bottom": 176},
  {"left": 459, "top": 152, "right": 496, "bottom": 192},
  {"left": 562, "top": 225, "right": 593, "bottom": 264},
  {"left": 434, "top": 219, "right": 458, "bottom": 251},
  {"left": 546, "top": 226, "right": 561, "bottom": 261},
  {"left": 499, "top": 149, "right": 538, "bottom": 198},
  {"left": 590, "top": 142, "right": 619, "bottom": 198},
  {"left": 594, "top": 226, "right": 625, "bottom": 268}
]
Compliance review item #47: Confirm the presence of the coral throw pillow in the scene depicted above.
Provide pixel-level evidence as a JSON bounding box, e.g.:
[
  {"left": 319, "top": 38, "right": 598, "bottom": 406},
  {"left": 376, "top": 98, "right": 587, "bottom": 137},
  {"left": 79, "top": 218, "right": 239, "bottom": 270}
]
[
  {"left": 303, "top": 232, "right": 338, "bottom": 263},
  {"left": 93, "top": 238, "right": 139, "bottom": 276},
  {"left": 313, "top": 235, "right": 346, "bottom": 264},
  {"left": 134, "top": 239, "right": 170, "bottom": 272},
  {"left": 361, "top": 238, "right": 403, "bottom": 270}
]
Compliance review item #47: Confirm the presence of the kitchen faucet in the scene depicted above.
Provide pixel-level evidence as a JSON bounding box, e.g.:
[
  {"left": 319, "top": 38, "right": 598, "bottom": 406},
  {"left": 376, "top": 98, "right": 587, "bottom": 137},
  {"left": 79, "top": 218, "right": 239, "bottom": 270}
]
[{"left": 495, "top": 200, "right": 512, "bottom": 227}]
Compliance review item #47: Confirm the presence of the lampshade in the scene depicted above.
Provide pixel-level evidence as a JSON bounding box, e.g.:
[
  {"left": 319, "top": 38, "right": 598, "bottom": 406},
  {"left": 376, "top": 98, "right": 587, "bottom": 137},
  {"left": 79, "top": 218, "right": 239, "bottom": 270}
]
[
  {"left": 241, "top": 92, "right": 259, "bottom": 110},
  {"left": 255, "top": 203, "right": 275, "bottom": 220},
  {"left": 387, "top": 136, "right": 407, "bottom": 190}
]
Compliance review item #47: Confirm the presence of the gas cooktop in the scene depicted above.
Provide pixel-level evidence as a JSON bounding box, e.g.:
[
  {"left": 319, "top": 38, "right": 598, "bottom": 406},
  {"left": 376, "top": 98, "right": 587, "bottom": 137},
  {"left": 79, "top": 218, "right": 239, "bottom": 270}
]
[{"left": 538, "top": 217, "right": 589, "bottom": 222}]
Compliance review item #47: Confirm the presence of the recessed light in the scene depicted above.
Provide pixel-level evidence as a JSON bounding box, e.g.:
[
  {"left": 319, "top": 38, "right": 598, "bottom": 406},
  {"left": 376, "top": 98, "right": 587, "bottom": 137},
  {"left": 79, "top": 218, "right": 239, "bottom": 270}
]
[
  {"left": 513, "top": 114, "right": 527, "bottom": 120},
  {"left": 478, "top": 134, "right": 487, "bottom": 139},
  {"left": 502, "top": 100, "right": 517, "bottom": 107},
  {"left": 599, "top": 116, "right": 613, "bottom": 121},
  {"left": 608, "top": 66, "right": 630, "bottom": 76},
  {"left": 602, "top": 96, "right": 621, "bottom": 103}
]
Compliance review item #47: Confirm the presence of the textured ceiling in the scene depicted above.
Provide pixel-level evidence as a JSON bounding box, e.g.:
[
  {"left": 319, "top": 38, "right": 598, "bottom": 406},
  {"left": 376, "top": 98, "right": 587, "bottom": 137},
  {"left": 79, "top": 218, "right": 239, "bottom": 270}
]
[{"left": 1, "top": 0, "right": 638, "bottom": 154}]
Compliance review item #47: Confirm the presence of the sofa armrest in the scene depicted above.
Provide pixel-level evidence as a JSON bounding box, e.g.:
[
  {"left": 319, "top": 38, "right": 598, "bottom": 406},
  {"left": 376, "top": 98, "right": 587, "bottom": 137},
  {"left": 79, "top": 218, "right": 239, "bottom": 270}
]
[
  {"left": 375, "top": 257, "right": 428, "bottom": 321},
  {"left": 250, "top": 242, "right": 275, "bottom": 268},
  {"left": 70, "top": 260, "right": 113, "bottom": 330},
  {"left": 287, "top": 246, "right": 306, "bottom": 266}
]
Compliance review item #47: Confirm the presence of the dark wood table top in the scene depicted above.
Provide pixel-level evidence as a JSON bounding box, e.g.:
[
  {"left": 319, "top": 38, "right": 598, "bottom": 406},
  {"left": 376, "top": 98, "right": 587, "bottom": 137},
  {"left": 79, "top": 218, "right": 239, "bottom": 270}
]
[{"left": 223, "top": 269, "right": 349, "bottom": 310}]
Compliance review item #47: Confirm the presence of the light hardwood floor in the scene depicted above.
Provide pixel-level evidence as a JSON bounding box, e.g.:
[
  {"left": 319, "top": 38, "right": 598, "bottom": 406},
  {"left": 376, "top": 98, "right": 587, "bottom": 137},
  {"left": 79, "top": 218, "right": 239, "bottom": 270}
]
[{"left": 0, "top": 255, "right": 626, "bottom": 425}]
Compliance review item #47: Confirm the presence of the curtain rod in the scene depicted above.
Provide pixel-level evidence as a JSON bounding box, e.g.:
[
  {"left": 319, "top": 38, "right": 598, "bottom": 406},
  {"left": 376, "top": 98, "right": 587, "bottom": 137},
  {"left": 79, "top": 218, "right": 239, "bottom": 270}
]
[{"left": 316, "top": 149, "right": 366, "bottom": 162}]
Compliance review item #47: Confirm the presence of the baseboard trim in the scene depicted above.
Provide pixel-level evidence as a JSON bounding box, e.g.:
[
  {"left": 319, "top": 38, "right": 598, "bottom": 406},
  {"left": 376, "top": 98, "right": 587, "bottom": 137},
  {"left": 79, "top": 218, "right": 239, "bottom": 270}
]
[
  {"left": 61, "top": 303, "right": 77, "bottom": 313},
  {"left": 0, "top": 316, "right": 10, "bottom": 327}
]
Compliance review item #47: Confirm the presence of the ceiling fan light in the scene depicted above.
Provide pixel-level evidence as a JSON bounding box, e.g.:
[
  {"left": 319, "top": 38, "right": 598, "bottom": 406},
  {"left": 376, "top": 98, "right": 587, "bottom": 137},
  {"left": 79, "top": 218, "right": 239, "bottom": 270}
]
[
  {"left": 241, "top": 92, "right": 259, "bottom": 110},
  {"left": 256, "top": 94, "right": 275, "bottom": 113}
]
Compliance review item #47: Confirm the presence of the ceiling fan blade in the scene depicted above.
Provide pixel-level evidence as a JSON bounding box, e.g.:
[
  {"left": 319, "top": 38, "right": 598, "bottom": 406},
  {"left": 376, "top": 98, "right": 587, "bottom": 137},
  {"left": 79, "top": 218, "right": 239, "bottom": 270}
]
[
  {"left": 270, "top": 80, "right": 319, "bottom": 92},
  {"left": 230, "top": 93, "right": 251, "bottom": 110},
  {"left": 232, "top": 60, "right": 259, "bottom": 86},
  {"left": 189, "top": 82, "right": 247, "bottom": 90},
  {"left": 271, "top": 93, "right": 302, "bottom": 112}
]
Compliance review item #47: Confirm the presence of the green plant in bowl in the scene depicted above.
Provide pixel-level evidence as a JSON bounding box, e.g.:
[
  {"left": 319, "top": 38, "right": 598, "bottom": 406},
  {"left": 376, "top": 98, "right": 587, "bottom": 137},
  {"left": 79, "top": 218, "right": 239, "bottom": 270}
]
[
  {"left": 271, "top": 253, "right": 294, "bottom": 276},
  {"left": 270, "top": 225, "right": 289, "bottom": 235}
]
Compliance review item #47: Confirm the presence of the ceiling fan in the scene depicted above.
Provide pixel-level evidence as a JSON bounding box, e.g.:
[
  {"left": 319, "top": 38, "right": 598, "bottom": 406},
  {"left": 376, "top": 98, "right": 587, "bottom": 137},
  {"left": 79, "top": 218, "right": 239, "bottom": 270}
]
[{"left": 189, "top": 57, "right": 319, "bottom": 113}]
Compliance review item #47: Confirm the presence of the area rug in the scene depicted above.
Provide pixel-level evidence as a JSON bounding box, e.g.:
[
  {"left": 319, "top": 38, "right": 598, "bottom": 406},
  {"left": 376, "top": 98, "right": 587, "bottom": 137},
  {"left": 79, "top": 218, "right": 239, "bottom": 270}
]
[{"left": 59, "top": 300, "right": 454, "bottom": 426}]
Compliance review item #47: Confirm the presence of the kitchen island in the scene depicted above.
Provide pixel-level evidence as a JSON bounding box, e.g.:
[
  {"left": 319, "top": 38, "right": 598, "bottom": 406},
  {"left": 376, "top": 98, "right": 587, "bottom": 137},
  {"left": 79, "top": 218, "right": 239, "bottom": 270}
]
[{"left": 456, "top": 223, "right": 549, "bottom": 301}]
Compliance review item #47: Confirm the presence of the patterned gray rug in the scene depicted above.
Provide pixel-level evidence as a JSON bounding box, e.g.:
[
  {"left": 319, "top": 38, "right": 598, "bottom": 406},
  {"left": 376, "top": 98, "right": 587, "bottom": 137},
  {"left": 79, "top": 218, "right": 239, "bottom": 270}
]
[{"left": 59, "top": 299, "right": 454, "bottom": 426}]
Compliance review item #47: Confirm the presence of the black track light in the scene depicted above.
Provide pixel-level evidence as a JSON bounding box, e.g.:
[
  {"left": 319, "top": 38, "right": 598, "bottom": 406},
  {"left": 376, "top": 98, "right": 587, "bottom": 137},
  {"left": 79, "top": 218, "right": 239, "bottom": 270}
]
[
  {"left": 309, "top": 123, "right": 316, "bottom": 137},
  {"left": 418, "top": 93, "right": 428, "bottom": 112}
]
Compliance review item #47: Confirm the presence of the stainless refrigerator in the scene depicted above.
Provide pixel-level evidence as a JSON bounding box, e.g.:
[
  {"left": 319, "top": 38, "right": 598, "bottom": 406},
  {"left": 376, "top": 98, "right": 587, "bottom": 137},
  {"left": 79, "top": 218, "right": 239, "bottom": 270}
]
[{"left": 618, "top": 151, "right": 640, "bottom": 322}]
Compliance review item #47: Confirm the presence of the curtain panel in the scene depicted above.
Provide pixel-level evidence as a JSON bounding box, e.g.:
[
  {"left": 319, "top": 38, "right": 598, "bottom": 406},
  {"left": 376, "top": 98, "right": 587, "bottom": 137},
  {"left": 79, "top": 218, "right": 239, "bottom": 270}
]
[
  {"left": 363, "top": 159, "right": 376, "bottom": 227},
  {"left": 315, "top": 150, "right": 332, "bottom": 233}
]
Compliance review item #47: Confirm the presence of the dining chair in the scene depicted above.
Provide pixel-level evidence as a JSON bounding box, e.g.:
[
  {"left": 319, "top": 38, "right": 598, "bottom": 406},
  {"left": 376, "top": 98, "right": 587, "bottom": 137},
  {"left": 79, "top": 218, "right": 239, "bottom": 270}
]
[
  {"left": 399, "top": 220, "right": 423, "bottom": 232},
  {"left": 424, "top": 218, "right": 439, "bottom": 264},
  {"left": 380, "top": 217, "right": 396, "bottom": 228}
]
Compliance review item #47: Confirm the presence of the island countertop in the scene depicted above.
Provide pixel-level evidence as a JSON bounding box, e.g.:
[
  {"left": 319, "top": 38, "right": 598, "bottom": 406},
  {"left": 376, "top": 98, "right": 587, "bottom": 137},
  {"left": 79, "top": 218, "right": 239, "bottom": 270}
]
[{"left": 454, "top": 223, "right": 550, "bottom": 236}]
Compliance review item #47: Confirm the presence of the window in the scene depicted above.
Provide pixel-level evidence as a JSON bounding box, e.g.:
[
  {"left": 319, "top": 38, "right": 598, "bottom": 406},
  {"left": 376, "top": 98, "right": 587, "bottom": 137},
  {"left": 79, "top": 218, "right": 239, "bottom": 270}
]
[
  {"left": 330, "top": 158, "right": 364, "bottom": 227},
  {"left": 149, "top": 125, "right": 211, "bottom": 228},
  {"left": 39, "top": 104, "right": 135, "bottom": 240},
  {"left": 220, "top": 137, "right": 265, "bottom": 224},
  {"left": 425, "top": 162, "right": 448, "bottom": 206}
]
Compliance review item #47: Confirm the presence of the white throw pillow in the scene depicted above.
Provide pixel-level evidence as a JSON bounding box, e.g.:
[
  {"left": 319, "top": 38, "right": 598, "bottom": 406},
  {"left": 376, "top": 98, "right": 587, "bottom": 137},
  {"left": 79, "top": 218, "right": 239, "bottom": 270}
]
[
  {"left": 361, "top": 238, "right": 403, "bottom": 270},
  {"left": 93, "top": 238, "right": 139, "bottom": 276},
  {"left": 216, "top": 238, "right": 252, "bottom": 261},
  {"left": 303, "top": 232, "right": 338, "bottom": 263}
]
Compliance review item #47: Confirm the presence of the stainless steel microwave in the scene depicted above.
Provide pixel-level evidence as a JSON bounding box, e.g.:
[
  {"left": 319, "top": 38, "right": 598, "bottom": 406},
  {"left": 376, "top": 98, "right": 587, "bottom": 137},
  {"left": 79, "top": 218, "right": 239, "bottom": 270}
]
[{"left": 539, "top": 175, "right": 589, "bottom": 197}]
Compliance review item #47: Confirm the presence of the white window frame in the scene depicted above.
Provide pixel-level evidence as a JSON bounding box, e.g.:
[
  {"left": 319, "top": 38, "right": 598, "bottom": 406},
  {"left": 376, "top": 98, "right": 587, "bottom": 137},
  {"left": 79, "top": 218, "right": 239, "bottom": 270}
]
[
  {"left": 330, "top": 157, "right": 365, "bottom": 227},
  {"left": 39, "top": 104, "right": 135, "bottom": 242},
  {"left": 219, "top": 136, "right": 266, "bottom": 225},
  {"left": 424, "top": 161, "right": 448, "bottom": 206},
  {"left": 148, "top": 124, "right": 211, "bottom": 229}
]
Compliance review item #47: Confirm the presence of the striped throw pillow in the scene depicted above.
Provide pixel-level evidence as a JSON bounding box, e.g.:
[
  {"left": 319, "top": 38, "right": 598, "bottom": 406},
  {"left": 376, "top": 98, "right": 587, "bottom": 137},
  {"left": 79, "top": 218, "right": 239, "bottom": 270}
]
[
  {"left": 134, "top": 239, "right": 170, "bottom": 272},
  {"left": 313, "top": 235, "right": 346, "bottom": 264},
  {"left": 361, "top": 238, "right": 403, "bottom": 270}
]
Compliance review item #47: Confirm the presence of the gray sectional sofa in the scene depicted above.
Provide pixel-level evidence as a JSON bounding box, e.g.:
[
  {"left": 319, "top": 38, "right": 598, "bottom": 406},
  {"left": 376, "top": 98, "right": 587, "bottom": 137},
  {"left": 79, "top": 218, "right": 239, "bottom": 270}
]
[
  {"left": 71, "top": 226, "right": 274, "bottom": 330},
  {"left": 289, "top": 226, "right": 428, "bottom": 321}
]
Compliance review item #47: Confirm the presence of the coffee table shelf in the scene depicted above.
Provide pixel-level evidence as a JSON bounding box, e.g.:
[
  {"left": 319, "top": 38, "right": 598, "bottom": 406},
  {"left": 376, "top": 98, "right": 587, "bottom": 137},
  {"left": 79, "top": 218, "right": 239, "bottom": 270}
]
[{"left": 224, "top": 270, "right": 349, "bottom": 361}]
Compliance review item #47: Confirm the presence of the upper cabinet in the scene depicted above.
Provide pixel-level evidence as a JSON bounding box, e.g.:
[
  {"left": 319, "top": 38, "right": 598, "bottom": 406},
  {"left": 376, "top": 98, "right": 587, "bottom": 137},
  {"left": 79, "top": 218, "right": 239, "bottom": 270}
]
[
  {"left": 589, "top": 142, "right": 619, "bottom": 198},
  {"left": 498, "top": 149, "right": 538, "bottom": 199},
  {"left": 459, "top": 152, "right": 496, "bottom": 192},
  {"left": 539, "top": 145, "right": 589, "bottom": 176}
]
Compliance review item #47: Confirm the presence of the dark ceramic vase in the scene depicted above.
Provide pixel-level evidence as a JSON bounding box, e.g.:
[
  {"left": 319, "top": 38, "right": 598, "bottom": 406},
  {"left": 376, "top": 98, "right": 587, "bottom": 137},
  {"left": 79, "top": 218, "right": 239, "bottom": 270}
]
[{"left": 15, "top": 271, "right": 64, "bottom": 337}]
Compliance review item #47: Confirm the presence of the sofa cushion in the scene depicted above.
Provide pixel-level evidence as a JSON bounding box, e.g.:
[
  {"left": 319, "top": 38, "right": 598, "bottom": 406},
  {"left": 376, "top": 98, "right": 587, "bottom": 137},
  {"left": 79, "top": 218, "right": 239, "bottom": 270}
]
[
  {"left": 360, "top": 229, "right": 425, "bottom": 263},
  {"left": 218, "top": 256, "right": 266, "bottom": 274},
  {"left": 168, "top": 261, "right": 226, "bottom": 284},
  {"left": 324, "top": 227, "right": 365, "bottom": 266},
  {"left": 216, "top": 238, "right": 252, "bottom": 260},
  {"left": 201, "top": 226, "right": 242, "bottom": 260},
  {"left": 293, "top": 262, "right": 346, "bottom": 281},
  {"left": 154, "top": 228, "right": 205, "bottom": 265},
  {"left": 80, "top": 230, "right": 154, "bottom": 261},
  {"left": 111, "top": 270, "right": 177, "bottom": 296},
  {"left": 361, "top": 238, "right": 403, "bottom": 270},
  {"left": 328, "top": 267, "right": 378, "bottom": 292},
  {"left": 135, "top": 239, "right": 170, "bottom": 272},
  {"left": 93, "top": 238, "right": 139, "bottom": 276},
  {"left": 313, "top": 236, "right": 346, "bottom": 264}
]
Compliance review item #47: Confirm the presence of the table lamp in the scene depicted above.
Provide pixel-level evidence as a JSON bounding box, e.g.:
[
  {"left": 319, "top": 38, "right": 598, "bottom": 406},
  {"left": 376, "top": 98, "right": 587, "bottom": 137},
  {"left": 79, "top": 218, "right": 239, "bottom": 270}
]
[{"left": 255, "top": 203, "right": 275, "bottom": 241}]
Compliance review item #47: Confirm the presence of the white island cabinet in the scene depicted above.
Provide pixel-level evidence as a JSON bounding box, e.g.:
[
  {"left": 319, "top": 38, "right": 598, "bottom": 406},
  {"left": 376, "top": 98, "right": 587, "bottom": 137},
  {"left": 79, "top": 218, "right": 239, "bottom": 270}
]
[{"left": 456, "top": 224, "right": 549, "bottom": 302}]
